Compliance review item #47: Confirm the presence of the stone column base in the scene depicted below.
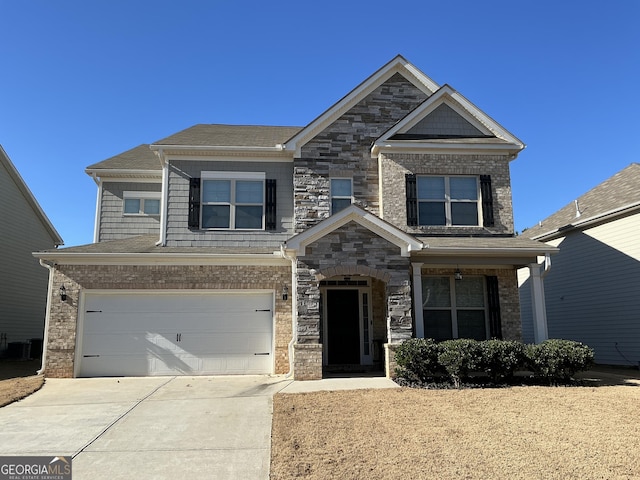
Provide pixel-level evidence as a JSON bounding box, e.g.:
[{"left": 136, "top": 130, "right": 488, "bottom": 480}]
[{"left": 293, "top": 343, "right": 323, "bottom": 380}]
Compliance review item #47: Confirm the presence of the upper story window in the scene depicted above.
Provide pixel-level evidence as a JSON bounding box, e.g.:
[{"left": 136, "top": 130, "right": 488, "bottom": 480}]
[
  {"left": 417, "top": 176, "right": 478, "bottom": 226},
  {"left": 330, "top": 178, "right": 353, "bottom": 214},
  {"left": 406, "top": 174, "right": 494, "bottom": 228},
  {"left": 123, "top": 191, "right": 161, "bottom": 216},
  {"left": 201, "top": 172, "right": 265, "bottom": 230}
]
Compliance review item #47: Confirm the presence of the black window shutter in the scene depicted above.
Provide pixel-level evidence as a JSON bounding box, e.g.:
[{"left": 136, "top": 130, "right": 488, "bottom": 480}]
[
  {"left": 486, "top": 275, "right": 502, "bottom": 339},
  {"left": 188, "top": 177, "right": 201, "bottom": 229},
  {"left": 480, "top": 175, "right": 494, "bottom": 227},
  {"left": 406, "top": 174, "right": 418, "bottom": 226},
  {"left": 265, "top": 179, "right": 277, "bottom": 230}
]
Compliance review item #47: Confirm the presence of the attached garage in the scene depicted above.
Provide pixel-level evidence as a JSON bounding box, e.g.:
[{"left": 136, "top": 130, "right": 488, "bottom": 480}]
[{"left": 77, "top": 291, "right": 274, "bottom": 377}]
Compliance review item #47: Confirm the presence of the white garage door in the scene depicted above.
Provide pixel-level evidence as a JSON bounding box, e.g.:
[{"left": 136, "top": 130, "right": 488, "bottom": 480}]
[{"left": 78, "top": 291, "right": 274, "bottom": 377}]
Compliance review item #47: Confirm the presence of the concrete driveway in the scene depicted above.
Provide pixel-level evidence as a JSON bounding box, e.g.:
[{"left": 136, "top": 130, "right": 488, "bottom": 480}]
[{"left": 0, "top": 375, "right": 293, "bottom": 479}]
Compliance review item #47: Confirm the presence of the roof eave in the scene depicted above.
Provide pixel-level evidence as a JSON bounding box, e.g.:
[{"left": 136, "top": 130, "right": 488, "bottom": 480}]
[{"left": 371, "top": 141, "right": 523, "bottom": 158}]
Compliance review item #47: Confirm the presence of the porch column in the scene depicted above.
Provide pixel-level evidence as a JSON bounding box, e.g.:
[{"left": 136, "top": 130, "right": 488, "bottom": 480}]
[
  {"left": 529, "top": 262, "right": 549, "bottom": 343},
  {"left": 412, "top": 262, "right": 424, "bottom": 338}
]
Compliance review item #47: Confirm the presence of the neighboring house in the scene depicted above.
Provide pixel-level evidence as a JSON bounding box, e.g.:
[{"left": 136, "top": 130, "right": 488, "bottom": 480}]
[
  {"left": 34, "top": 55, "right": 555, "bottom": 380},
  {"left": 0, "top": 146, "right": 63, "bottom": 358},
  {"left": 519, "top": 164, "right": 640, "bottom": 366}
]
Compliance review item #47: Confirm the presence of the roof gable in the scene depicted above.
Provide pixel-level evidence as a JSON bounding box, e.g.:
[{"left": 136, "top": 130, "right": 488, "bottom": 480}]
[
  {"left": 524, "top": 163, "right": 640, "bottom": 240},
  {"left": 283, "top": 55, "right": 440, "bottom": 158},
  {"left": 0, "top": 145, "right": 63, "bottom": 246},
  {"left": 372, "top": 84, "right": 524, "bottom": 157},
  {"left": 285, "top": 204, "right": 423, "bottom": 257}
]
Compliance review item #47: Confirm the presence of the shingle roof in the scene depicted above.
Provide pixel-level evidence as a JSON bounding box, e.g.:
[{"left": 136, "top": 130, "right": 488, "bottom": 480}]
[
  {"left": 416, "top": 235, "right": 556, "bottom": 253},
  {"left": 36, "top": 234, "right": 276, "bottom": 255},
  {"left": 522, "top": 163, "right": 640, "bottom": 240},
  {"left": 86, "top": 144, "right": 160, "bottom": 171},
  {"left": 152, "top": 124, "right": 303, "bottom": 147}
]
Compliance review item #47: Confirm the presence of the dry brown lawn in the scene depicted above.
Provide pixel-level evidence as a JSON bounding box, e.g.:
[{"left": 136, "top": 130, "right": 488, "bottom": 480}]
[
  {"left": 0, "top": 359, "right": 44, "bottom": 407},
  {"left": 271, "top": 377, "right": 640, "bottom": 479}
]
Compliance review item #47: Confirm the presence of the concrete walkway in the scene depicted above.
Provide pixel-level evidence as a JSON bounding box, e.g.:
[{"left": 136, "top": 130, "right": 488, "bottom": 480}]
[{"left": 0, "top": 375, "right": 397, "bottom": 479}]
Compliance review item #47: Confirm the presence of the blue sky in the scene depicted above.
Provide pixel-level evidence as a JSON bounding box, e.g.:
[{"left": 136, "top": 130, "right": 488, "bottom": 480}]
[{"left": 2, "top": 0, "right": 639, "bottom": 247}]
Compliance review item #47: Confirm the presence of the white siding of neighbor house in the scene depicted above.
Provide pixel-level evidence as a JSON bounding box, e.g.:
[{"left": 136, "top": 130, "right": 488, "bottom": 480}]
[
  {"left": 165, "top": 160, "right": 294, "bottom": 248},
  {"left": 0, "top": 160, "right": 59, "bottom": 351},
  {"left": 520, "top": 212, "right": 640, "bottom": 366},
  {"left": 98, "top": 181, "right": 162, "bottom": 241}
]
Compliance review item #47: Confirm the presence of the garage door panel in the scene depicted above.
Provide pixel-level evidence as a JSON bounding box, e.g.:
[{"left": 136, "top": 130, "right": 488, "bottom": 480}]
[{"left": 79, "top": 292, "right": 274, "bottom": 377}]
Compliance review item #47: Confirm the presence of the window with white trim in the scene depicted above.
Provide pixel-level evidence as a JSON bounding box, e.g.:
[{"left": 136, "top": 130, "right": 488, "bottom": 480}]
[
  {"left": 201, "top": 172, "right": 265, "bottom": 230},
  {"left": 330, "top": 178, "right": 353, "bottom": 214},
  {"left": 422, "top": 276, "right": 488, "bottom": 341},
  {"left": 417, "top": 176, "right": 479, "bottom": 226},
  {"left": 123, "top": 192, "right": 161, "bottom": 216}
]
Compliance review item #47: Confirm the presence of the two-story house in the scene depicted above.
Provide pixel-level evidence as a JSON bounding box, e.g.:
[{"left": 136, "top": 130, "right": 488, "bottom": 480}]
[{"left": 34, "top": 55, "right": 556, "bottom": 380}]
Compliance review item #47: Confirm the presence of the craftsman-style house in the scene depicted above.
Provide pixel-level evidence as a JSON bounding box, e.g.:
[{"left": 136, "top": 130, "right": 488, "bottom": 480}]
[{"left": 35, "top": 55, "right": 556, "bottom": 379}]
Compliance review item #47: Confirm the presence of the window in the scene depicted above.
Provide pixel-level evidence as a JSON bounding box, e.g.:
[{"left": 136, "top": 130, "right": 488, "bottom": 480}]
[
  {"left": 422, "top": 276, "right": 488, "bottom": 341},
  {"left": 417, "top": 176, "right": 479, "bottom": 226},
  {"left": 330, "top": 178, "right": 352, "bottom": 214},
  {"left": 201, "top": 172, "right": 265, "bottom": 230},
  {"left": 123, "top": 192, "right": 161, "bottom": 216}
]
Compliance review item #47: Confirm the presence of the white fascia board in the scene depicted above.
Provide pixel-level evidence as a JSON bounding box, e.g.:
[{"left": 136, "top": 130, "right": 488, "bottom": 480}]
[
  {"left": 284, "top": 56, "right": 439, "bottom": 158},
  {"left": 85, "top": 169, "right": 162, "bottom": 180},
  {"left": 287, "top": 205, "right": 423, "bottom": 257},
  {"left": 531, "top": 202, "right": 640, "bottom": 241},
  {"left": 417, "top": 245, "right": 559, "bottom": 257},
  {"left": 372, "top": 142, "right": 520, "bottom": 158},
  {"left": 32, "top": 252, "right": 290, "bottom": 266}
]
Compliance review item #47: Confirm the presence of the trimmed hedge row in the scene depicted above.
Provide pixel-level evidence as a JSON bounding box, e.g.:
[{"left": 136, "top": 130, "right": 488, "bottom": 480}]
[{"left": 395, "top": 338, "right": 594, "bottom": 387}]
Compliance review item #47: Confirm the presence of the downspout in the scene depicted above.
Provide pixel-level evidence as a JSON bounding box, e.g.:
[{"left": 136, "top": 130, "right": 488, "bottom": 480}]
[
  {"left": 37, "top": 259, "right": 55, "bottom": 375},
  {"left": 156, "top": 148, "right": 169, "bottom": 247},
  {"left": 90, "top": 173, "right": 102, "bottom": 243},
  {"left": 280, "top": 245, "right": 297, "bottom": 378}
]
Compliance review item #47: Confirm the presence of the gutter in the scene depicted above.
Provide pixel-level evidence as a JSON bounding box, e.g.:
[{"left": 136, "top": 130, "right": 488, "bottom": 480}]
[
  {"left": 280, "top": 245, "right": 297, "bottom": 379},
  {"left": 148, "top": 144, "right": 287, "bottom": 153},
  {"left": 156, "top": 148, "right": 168, "bottom": 247},
  {"left": 37, "top": 260, "right": 55, "bottom": 375}
]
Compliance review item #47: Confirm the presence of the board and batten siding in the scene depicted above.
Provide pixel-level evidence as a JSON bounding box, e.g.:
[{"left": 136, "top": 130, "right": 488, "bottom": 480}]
[
  {"left": 98, "top": 181, "right": 161, "bottom": 241},
  {"left": 0, "top": 159, "right": 59, "bottom": 349},
  {"left": 165, "top": 160, "right": 294, "bottom": 248},
  {"left": 520, "top": 212, "right": 640, "bottom": 365}
]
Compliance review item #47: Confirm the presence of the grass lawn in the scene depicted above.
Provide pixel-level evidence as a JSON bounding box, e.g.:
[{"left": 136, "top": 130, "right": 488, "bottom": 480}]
[
  {"left": 270, "top": 373, "right": 640, "bottom": 480},
  {"left": 0, "top": 359, "right": 44, "bottom": 407}
]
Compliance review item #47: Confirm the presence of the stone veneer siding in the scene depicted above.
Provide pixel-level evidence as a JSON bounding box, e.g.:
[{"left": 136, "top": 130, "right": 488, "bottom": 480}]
[
  {"left": 294, "top": 73, "right": 429, "bottom": 233},
  {"left": 380, "top": 152, "right": 515, "bottom": 235},
  {"left": 293, "top": 221, "right": 412, "bottom": 380},
  {"left": 44, "top": 264, "right": 292, "bottom": 378}
]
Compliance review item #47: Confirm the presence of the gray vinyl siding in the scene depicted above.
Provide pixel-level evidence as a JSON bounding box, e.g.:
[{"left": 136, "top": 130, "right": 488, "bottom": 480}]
[
  {"left": 522, "top": 213, "right": 640, "bottom": 365},
  {"left": 165, "top": 160, "right": 294, "bottom": 248},
  {"left": 98, "top": 182, "right": 161, "bottom": 241},
  {"left": 0, "top": 161, "right": 58, "bottom": 350}
]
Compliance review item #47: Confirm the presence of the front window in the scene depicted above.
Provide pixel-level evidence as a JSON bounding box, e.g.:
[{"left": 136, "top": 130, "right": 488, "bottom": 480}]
[
  {"left": 331, "top": 178, "right": 353, "bottom": 214},
  {"left": 422, "top": 276, "right": 488, "bottom": 341},
  {"left": 201, "top": 172, "right": 264, "bottom": 229},
  {"left": 417, "top": 176, "right": 479, "bottom": 226},
  {"left": 123, "top": 192, "right": 161, "bottom": 216}
]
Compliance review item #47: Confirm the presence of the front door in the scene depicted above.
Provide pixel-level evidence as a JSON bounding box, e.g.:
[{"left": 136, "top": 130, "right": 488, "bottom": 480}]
[{"left": 326, "top": 289, "right": 360, "bottom": 364}]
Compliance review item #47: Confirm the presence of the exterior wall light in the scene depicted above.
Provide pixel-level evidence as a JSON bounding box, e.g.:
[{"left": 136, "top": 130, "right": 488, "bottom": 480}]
[
  {"left": 454, "top": 269, "right": 463, "bottom": 281},
  {"left": 282, "top": 285, "right": 289, "bottom": 301},
  {"left": 59, "top": 285, "right": 67, "bottom": 301}
]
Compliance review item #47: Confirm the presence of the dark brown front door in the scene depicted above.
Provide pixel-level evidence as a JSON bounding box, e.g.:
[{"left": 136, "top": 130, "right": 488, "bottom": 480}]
[{"left": 327, "top": 289, "right": 360, "bottom": 364}]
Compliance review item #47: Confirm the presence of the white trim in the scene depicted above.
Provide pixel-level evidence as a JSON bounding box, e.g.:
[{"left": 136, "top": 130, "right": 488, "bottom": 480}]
[
  {"left": 412, "top": 263, "right": 424, "bottom": 338},
  {"left": 201, "top": 171, "right": 266, "bottom": 180},
  {"left": 123, "top": 191, "right": 162, "bottom": 199},
  {"left": 32, "top": 252, "right": 290, "bottom": 266},
  {"left": 286, "top": 205, "right": 423, "bottom": 258},
  {"left": 93, "top": 178, "right": 102, "bottom": 243},
  {"left": 84, "top": 169, "right": 162, "bottom": 180},
  {"left": 159, "top": 155, "right": 169, "bottom": 246}
]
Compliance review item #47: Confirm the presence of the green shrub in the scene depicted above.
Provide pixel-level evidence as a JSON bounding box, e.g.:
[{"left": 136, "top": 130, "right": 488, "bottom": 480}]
[
  {"left": 525, "top": 339, "right": 594, "bottom": 383},
  {"left": 437, "top": 339, "right": 482, "bottom": 388},
  {"left": 479, "top": 339, "right": 526, "bottom": 382},
  {"left": 394, "top": 338, "right": 442, "bottom": 382}
]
